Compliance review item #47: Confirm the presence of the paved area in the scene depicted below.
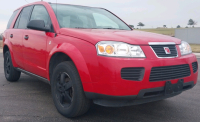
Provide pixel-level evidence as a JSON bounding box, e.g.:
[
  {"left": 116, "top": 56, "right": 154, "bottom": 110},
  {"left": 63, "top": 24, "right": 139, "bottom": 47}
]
[{"left": 0, "top": 53, "right": 199, "bottom": 122}]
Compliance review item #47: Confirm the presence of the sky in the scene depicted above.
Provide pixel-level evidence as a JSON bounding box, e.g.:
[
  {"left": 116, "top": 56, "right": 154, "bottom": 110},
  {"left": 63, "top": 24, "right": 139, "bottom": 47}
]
[{"left": 0, "top": 0, "right": 200, "bottom": 33}]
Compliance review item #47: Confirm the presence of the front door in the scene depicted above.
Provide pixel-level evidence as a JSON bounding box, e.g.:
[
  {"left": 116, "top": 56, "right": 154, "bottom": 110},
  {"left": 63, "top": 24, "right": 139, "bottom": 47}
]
[{"left": 23, "top": 5, "right": 53, "bottom": 78}]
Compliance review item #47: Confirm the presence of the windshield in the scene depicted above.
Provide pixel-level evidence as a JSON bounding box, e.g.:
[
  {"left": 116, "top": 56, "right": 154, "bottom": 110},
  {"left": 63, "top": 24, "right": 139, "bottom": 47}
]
[{"left": 50, "top": 4, "right": 131, "bottom": 30}]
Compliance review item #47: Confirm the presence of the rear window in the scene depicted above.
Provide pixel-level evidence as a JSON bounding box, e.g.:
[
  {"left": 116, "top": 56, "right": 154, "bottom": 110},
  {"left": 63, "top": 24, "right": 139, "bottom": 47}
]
[{"left": 6, "top": 10, "right": 19, "bottom": 29}]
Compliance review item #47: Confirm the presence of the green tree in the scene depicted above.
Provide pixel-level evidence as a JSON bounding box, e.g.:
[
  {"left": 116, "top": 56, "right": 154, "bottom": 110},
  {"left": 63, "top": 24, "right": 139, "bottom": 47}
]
[
  {"left": 137, "top": 22, "right": 145, "bottom": 29},
  {"left": 129, "top": 25, "right": 134, "bottom": 28},
  {"left": 188, "top": 19, "right": 197, "bottom": 27},
  {"left": 177, "top": 25, "right": 181, "bottom": 28}
]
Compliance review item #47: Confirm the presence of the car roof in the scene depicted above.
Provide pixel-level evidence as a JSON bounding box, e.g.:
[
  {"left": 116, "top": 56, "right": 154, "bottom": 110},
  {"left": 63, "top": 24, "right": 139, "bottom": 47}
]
[
  {"left": 15, "top": 1, "right": 45, "bottom": 11},
  {"left": 15, "top": 1, "right": 103, "bottom": 11}
]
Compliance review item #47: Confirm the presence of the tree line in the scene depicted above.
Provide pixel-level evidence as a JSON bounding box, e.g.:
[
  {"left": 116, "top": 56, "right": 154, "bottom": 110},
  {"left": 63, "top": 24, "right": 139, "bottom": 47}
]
[{"left": 129, "top": 19, "right": 198, "bottom": 29}]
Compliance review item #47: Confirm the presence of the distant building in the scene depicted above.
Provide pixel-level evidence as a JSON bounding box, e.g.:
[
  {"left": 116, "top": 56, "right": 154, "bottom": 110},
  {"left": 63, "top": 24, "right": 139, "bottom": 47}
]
[{"left": 157, "top": 27, "right": 167, "bottom": 29}]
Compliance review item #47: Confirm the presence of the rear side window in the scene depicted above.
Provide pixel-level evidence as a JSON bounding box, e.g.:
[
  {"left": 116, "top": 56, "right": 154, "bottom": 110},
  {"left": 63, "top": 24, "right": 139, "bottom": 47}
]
[
  {"left": 14, "top": 12, "right": 21, "bottom": 28},
  {"left": 17, "top": 6, "right": 33, "bottom": 29},
  {"left": 6, "top": 10, "right": 19, "bottom": 29}
]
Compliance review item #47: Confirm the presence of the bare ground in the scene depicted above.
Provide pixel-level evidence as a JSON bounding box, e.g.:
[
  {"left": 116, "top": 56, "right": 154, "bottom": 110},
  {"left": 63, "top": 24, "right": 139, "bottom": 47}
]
[
  {"left": 0, "top": 41, "right": 2, "bottom": 49},
  {"left": 190, "top": 44, "right": 200, "bottom": 53}
]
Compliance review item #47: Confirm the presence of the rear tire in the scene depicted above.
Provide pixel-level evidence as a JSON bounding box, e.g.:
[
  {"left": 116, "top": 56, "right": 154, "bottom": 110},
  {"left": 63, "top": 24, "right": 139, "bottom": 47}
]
[
  {"left": 4, "top": 51, "right": 21, "bottom": 82},
  {"left": 51, "top": 61, "right": 91, "bottom": 117}
]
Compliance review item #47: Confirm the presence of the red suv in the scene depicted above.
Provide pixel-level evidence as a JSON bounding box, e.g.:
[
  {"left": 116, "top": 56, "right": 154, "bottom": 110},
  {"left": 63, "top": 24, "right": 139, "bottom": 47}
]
[{"left": 3, "top": 1, "right": 198, "bottom": 117}]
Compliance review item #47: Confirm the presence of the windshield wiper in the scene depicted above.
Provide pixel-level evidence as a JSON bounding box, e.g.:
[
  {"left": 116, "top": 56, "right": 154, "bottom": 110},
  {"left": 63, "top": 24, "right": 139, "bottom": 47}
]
[
  {"left": 74, "top": 27, "right": 127, "bottom": 30},
  {"left": 102, "top": 28, "right": 127, "bottom": 30},
  {"left": 74, "top": 27, "right": 87, "bottom": 29},
  {"left": 102, "top": 28, "right": 118, "bottom": 29},
  {"left": 74, "top": 27, "right": 98, "bottom": 29},
  {"left": 75, "top": 27, "right": 118, "bottom": 29}
]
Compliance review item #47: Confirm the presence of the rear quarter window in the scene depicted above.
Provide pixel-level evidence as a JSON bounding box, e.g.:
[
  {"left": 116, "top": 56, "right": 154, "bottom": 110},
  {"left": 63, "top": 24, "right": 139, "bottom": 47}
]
[{"left": 6, "top": 10, "right": 19, "bottom": 29}]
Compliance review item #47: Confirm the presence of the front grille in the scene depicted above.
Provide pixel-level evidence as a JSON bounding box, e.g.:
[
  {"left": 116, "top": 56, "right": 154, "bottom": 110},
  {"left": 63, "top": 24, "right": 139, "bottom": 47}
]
[
  {"left": 151, "top": 45, "right": 178, "bottom": 58},
  {"left": 192, "top": 62, "right": 198, "bottom": 73},
  {"left": 149, "top": 64, "right": 191, "bottom": 82},
  {"left": 121, "top": 67, "right": 145, "bottom": 81}
]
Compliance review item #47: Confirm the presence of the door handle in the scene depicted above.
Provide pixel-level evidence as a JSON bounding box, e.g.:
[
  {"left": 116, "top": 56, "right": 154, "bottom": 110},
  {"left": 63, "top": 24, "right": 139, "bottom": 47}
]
[
  {"left": 10, "top": 34, "right": 13, "bottom": 38},
  {"left": 24, "top": 35, "right": 29, "bottom": 40}
]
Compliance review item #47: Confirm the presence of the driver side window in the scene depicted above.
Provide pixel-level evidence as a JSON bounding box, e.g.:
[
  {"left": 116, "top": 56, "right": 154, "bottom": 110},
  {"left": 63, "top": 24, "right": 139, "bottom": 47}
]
[{"left": 30, "top": 5, "right": 51, "bottom": 27}]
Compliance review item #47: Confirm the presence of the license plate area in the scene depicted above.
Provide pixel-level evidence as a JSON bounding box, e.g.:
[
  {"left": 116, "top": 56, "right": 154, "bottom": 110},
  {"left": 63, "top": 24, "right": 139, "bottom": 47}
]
[{"left": 165, "top": 79, "right": 184, "bottom": 95}]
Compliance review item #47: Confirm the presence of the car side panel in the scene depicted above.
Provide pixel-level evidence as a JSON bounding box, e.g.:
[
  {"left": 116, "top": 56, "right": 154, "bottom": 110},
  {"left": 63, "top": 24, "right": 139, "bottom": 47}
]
[
  {"left": 4, "top": 8, "right": 24, "bottom": 68},
  {"left": 7, "top": 29, "right": 24, "bottom": 68},
  {"left": 3, "top": 33, "right": 18, "bottom": 67},
  {"left": 46, "top": 34, "right": 100, "bottom": 91},
  {"left": 23, "top": 30, "right": 48, "bottom": 78}
]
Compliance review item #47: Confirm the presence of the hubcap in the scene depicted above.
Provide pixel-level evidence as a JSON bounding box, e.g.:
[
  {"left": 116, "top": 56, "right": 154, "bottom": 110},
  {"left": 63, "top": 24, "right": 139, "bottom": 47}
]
[
  {"left": 56, "top": 72, "right": 73, "bottom": 107},
  {"left": 5, "top": 56, "right": 11, "bottom": 76}
]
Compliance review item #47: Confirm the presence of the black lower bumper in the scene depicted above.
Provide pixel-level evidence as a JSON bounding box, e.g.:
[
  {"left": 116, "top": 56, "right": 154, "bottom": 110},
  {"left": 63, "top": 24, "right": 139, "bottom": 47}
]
[{"left": 85, "top": 81, "right": 195, "bottom": 107}]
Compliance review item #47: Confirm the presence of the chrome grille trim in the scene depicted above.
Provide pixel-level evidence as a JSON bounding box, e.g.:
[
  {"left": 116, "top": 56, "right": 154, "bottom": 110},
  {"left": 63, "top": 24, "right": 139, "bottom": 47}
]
[{"left": 149, "top": 42, "right": 178, "bottom": 58}]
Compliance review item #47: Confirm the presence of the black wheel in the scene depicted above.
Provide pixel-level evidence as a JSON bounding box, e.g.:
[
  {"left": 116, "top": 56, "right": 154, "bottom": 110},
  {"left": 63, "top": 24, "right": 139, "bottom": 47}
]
[
  {"left": 51, "top": 61, "right": 91, "bottom": 117},
  {"left": 4, "top": 51, "right": 21, "bottom": 81}
]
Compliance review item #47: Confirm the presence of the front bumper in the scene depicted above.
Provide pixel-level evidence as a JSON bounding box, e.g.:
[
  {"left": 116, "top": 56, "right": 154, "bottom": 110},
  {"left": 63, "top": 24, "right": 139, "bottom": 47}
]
[
  {"left": 86, "top": 81, "right": 195, "bottom": 107},
  {"left": 85, "top": 53, "right": 198, "bottom": 96}
]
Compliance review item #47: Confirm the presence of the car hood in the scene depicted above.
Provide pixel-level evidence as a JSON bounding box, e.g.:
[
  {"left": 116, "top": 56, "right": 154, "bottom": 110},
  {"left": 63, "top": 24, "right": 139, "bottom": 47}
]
[{"left": 59, "top": 28, "right": 181, "bottom": 45}]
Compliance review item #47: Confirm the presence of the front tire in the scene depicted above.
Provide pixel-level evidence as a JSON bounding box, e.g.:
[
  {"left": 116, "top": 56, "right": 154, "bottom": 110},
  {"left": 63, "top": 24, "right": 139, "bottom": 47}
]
[
  {"left": 51, "top": 61, "right": 90, "bottom": 117},
  {"left": 4, "top": 51, "right": 21, "bottom": 82}
]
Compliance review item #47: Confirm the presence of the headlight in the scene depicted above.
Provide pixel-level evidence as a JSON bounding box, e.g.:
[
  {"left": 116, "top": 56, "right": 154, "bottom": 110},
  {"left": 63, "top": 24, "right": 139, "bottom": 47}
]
[
  {"left": 179, "top": 41, "right": 192, "bottom": 55},
  {"left": 96, "top": 41, "right": 145, "bottom": 58}
]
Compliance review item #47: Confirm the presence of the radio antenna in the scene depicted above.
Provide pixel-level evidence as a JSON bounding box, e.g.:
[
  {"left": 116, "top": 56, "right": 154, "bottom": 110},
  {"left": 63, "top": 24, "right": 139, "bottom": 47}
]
[{"left": 56, "top": 0, "right": 57, "bottom": 18}]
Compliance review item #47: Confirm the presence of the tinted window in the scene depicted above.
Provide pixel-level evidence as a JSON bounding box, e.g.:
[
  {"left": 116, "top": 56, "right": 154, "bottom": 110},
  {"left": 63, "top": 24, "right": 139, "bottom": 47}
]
[
  {"left": 18, "top": 6, "right": 33, "bottom": 29},
  {"left": 30, "top": 5, "right": 50, "bottom": 27},
  {"left": 14, "top": 11, "right": 22, "bottom": 28},
  {"left": 6, "top": 10, "right": 19, "bottom": 29}
]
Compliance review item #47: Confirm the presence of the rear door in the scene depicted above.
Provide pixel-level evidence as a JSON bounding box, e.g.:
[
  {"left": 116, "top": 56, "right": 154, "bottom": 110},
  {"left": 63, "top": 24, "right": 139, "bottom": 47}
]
[
  {"left": 8, "top": 6, "right": 33, "bottom": 68},
  {"left": 22, "top": 5, "right": 53, "bottom": 78}
]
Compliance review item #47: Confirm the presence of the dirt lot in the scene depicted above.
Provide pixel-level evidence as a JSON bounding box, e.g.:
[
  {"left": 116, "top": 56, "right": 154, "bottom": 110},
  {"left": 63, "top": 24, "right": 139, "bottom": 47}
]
[
  {"left": 0, "top": 41, "right": 2, "bottom": 49},
  {"left": 139, "top": 28, "right": 175, "bottom": 37},
  {"left": 190, "top": 44, "right": 200, "bottom": 53}
]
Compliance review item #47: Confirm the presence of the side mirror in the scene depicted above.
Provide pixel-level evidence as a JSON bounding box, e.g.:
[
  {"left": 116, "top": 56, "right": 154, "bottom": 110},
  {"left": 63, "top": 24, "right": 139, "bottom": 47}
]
[{"left": 27, "top": 20, "right": 50, "bottom": 32}]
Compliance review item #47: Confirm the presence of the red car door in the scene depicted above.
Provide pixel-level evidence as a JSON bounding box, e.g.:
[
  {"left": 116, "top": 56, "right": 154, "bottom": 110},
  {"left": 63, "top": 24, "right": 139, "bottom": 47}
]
[
  {"left": 8, "top": 29, "right": 23, "bottom": 68},
  {"left": 8, "top": 6, "right": 33, "bottom": 69},
  {"left": 23, "top": 5, "right": 53, "bottom": 78}
]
